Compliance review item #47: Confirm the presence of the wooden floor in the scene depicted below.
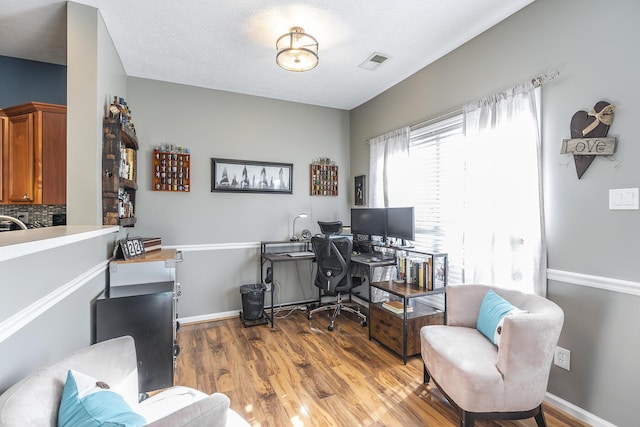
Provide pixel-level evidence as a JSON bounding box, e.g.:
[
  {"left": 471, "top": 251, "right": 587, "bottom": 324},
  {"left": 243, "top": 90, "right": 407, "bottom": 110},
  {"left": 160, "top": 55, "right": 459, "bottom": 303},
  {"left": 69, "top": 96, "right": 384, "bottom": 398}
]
[{"left": 175, "top": 308, "right": 589, "bottom": 427}]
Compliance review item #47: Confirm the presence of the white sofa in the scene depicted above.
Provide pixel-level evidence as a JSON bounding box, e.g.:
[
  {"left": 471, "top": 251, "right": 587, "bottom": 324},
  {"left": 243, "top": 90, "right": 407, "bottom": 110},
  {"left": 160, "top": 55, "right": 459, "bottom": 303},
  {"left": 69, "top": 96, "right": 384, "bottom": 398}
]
[{"left": 0, "top": 336, "right": 250, "bottom": 427}]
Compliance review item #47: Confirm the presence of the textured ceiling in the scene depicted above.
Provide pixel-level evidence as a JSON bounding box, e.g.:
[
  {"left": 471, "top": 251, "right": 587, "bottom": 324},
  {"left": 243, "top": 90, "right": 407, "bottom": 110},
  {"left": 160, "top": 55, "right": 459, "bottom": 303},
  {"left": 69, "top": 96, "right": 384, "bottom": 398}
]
[{"left": 0, "top": 0, "right": 534, "bottom": 110}]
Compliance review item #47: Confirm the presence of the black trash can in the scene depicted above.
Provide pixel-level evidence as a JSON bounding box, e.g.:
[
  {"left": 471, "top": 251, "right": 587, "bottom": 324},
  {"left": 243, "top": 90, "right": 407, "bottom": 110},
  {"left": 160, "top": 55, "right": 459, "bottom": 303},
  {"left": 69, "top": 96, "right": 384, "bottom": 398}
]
[{"left": 240, "top": 284, "right": 266, "bottom": 321}]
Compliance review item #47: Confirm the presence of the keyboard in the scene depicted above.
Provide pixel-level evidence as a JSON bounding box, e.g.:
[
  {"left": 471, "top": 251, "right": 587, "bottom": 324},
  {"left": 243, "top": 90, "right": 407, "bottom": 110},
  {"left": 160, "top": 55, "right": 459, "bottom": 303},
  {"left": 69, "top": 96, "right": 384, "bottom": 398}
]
[{"left": 285, "top": 251, "right": 314, "bottom": 257}]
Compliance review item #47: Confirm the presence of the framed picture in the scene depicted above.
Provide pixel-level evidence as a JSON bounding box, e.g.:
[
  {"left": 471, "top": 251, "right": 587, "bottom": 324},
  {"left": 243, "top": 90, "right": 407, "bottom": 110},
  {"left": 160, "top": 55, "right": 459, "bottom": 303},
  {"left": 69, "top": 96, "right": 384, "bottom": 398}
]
[
  {"left": 354, "top": 175, "right": 366, "bottom": 205},
  {"left": 211, "top": 158, "right": 293, "bottom": 194}
]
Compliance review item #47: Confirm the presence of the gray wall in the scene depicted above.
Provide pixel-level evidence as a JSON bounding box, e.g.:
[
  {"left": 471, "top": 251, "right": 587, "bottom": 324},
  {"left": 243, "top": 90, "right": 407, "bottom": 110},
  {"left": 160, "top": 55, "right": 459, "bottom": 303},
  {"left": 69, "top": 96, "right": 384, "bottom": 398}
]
[
  {"left": 0, "top": 231, "right": 116, "bottom": 392},
  {"left": 350, "top": 0, "right": 639, "bottom": 425},
  {"left": 0, "top": 55, "right": 66, "bottom": 108},
  {"left": 127, "top": 77, "right": 350, "bottom": 317},
  {"left": 67, "top": 2, "right": 127, "bottom": 227}
]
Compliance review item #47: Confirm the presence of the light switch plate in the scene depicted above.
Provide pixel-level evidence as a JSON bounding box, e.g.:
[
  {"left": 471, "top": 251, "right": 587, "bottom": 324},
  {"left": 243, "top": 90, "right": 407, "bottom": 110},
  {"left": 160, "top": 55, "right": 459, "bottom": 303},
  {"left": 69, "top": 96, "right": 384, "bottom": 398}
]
[{"left": 609, "top": 188, "right": 639, "bottom": 210}]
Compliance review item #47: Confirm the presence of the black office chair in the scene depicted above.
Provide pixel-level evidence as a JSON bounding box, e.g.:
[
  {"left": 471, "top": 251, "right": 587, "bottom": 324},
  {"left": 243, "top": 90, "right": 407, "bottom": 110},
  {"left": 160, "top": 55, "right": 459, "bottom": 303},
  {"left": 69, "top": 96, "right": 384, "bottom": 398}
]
[{"left": 308, "top": 221, "right": 367, "bottom": 331}]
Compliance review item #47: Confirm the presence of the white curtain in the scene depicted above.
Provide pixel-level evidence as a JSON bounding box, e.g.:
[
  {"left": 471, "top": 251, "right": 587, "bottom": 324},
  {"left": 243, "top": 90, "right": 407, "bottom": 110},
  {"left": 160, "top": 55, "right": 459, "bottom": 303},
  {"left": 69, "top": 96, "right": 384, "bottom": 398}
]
[
  {"left": 462, "top": 83, "right": 546, "bottom": 296},
  {"left": 368, "top": 127, "right": 410, "bottom": 208}
]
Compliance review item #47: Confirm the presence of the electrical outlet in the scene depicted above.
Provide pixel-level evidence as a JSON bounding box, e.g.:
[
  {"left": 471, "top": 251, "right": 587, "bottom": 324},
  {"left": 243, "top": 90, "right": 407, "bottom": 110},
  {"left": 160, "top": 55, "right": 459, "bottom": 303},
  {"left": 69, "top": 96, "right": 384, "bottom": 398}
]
[
  {"left": 554, "top": 346, "right": 571, "bottom": 371},
  {"left": 17, "top": 211, "right": 30, "bottom": 224}
]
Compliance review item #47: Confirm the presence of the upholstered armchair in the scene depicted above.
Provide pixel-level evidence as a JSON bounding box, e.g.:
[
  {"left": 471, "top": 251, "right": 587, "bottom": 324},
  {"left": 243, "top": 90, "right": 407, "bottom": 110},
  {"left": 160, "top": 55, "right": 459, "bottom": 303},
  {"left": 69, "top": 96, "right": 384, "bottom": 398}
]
[
  {"left": 420, "top": 284, "right": 564, "bottom": 427},
  {"left": 0, "top": 336, "right": 249, "bottom": 427}
]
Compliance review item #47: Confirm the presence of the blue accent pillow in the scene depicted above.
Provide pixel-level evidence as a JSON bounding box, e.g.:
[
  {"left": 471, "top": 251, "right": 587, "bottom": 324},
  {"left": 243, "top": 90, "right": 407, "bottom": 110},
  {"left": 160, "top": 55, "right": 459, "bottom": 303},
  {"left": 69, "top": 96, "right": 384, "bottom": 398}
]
[
  {"left": 476, "top": 289, "right": 522, "bottom": 346},
  {"left": 58, "top": 370, "right": 146, "bottom": 427}
]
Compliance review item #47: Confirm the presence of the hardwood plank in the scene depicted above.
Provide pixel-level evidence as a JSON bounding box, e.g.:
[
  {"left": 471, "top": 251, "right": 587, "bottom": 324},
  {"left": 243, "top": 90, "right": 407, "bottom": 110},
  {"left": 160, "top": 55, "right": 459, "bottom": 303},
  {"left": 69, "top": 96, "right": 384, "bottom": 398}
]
[{"left": 175, "top": 310, "right": 590, "bottom": 427}]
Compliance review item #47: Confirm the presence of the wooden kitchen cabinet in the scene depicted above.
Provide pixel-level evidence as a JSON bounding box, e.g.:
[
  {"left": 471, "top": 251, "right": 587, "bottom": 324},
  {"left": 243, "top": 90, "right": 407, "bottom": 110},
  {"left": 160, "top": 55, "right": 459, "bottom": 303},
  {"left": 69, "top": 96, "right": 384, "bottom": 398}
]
[
  {"left": 0, "top": 112, "right": 6, "bottom": 203},
  {"left": 2, "top": 102, "right": 66, "bottom": 205}
]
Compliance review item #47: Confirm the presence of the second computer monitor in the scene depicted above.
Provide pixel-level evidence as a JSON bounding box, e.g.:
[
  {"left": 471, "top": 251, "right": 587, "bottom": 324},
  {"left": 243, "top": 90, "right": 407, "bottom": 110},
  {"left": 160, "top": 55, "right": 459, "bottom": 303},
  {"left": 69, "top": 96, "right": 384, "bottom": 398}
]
[{"left": 386, "top": 207, "right": 415, "bottom": 242}]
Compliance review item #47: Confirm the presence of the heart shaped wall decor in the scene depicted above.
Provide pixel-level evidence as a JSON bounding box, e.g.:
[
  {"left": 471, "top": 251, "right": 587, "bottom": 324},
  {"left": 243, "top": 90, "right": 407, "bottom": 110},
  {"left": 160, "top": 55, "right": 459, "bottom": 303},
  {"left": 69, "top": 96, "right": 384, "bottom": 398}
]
[{"left": 568, "top": 101, "right": 615, "bottom": 178}]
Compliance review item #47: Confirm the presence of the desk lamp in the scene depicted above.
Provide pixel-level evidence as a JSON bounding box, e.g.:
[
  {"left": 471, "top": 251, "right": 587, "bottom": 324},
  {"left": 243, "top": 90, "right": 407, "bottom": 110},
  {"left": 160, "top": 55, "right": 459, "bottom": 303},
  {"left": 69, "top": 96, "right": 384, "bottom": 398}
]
[{"left": 290, "top": 212, "right": 308, "bottom": 241}]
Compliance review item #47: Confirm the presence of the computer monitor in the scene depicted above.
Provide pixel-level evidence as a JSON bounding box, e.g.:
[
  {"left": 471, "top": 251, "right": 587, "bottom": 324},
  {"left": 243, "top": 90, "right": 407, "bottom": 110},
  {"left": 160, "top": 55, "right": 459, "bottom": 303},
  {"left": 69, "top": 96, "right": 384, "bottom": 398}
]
[
  {"left": 386, "top": 207, "right": 415, "bottom": 242},
  {"left": 350, "top": 208, "right": 387, "bottom": 237}
]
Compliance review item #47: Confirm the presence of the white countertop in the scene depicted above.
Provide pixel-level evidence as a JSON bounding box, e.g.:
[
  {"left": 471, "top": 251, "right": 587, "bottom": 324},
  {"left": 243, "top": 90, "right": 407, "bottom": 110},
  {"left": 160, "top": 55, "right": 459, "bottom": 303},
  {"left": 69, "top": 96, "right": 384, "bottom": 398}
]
[{"left": 0, "top": 225, "right": 119, "bottom": 262}]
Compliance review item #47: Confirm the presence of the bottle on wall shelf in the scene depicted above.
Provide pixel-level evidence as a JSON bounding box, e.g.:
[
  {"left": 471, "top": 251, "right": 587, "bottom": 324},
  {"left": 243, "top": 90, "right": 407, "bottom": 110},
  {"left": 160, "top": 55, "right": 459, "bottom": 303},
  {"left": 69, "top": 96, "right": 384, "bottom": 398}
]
[
  {"left": 152, "top": 144, "right": 191, "bottom": 192},
  {"left": 309, "top": 161, "right": 338, "bottom": 196},
  {"left": 109, "top": 96, "right": 136, "bottom": 134},
  {"left": 117, "top": 189, "right": 134, "bottom": 220},
  {"left": 102, "top": 99, "right": 138, "bottom": 227}
]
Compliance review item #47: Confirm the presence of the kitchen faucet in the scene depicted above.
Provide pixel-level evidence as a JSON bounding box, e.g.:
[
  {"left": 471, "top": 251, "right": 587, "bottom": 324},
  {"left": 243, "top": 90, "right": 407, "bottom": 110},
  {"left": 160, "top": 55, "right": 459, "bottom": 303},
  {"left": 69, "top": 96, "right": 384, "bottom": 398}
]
[{"left": 0, "top": 215, "right": 28, "bottom": 230}]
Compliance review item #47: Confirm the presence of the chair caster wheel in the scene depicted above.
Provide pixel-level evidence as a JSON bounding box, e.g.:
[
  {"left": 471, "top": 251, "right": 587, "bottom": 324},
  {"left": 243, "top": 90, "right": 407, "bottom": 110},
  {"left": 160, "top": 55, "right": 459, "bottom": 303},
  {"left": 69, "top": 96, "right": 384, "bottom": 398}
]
[
  {"left": 308, "top": 313, "right": 313, "bottom": 320},
  {"left": 328, "top": 325, "right": 334, "bottom": 331},
  {"left": 361, "top": 321, "right": 367, "bottom": 327}
]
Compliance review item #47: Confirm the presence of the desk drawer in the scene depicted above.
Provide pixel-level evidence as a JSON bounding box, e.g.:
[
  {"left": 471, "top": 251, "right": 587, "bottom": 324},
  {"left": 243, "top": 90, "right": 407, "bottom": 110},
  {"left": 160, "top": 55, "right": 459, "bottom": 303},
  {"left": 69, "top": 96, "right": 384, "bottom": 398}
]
[{"left": 369, "top": 303, "right": 444, "bottom": 357}]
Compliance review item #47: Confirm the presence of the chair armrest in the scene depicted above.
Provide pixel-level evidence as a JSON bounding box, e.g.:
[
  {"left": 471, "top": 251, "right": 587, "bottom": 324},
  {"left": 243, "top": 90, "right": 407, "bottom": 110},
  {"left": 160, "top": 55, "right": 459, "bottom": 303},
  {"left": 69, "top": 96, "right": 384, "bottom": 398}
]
[
  {"left": 0, "top": 336, "right": 139, "bottom": 425},
  {"left": 145, "top": 393, "right": 230, "bottom": 427},
  {"left": 496, "top": 310, "right": 564, "bottom": 409}
]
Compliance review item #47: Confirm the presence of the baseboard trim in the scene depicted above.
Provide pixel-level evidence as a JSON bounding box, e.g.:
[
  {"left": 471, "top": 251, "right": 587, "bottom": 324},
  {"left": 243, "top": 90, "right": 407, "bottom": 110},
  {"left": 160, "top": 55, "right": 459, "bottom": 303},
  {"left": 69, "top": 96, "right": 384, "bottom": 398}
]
[
  {"left": 0, "top": 260, "right": 109, "bottom": 344},
  {"left": 547, "top": 268, "right": 640, "bottom": 297},
  {"left": 179, "top": 311, "right": 241, "bottom": 324},
  {"left": 179, "top": 299, "right": 321, "bottom": 325},
  {"left": 545, "top": 392, "right": 616, "bottom": 427}
]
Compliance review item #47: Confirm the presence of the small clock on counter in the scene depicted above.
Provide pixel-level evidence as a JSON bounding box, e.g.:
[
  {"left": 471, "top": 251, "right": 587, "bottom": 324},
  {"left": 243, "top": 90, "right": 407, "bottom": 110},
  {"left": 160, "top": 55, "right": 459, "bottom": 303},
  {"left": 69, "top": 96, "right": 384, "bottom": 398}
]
[{"left": 114, "top": 236, "right": 145, "bottom": 260}]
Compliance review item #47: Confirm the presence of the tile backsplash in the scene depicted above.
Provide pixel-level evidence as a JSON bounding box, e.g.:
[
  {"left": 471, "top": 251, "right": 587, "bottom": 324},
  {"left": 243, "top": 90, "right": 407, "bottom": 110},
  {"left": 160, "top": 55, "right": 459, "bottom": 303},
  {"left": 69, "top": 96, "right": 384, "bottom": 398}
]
[{"left": 0, "top": 205, "right": 66, "bottom": 227}]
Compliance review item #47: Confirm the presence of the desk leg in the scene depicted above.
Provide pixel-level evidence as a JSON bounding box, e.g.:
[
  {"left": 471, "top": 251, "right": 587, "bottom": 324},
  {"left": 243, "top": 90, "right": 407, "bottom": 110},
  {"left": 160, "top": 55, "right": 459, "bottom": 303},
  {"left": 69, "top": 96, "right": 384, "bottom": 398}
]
[
  {"left": 402, "top": 298, "right": 408, "bottom": 365},
  {"left": 269, "top": 262, "right": 275, "bottom": 328},
  {"left": 367, "top": 265, "right": 373, "bottom": 340},
  {"left": 260, "top": 258, "right": 275, "bottom": 329}
]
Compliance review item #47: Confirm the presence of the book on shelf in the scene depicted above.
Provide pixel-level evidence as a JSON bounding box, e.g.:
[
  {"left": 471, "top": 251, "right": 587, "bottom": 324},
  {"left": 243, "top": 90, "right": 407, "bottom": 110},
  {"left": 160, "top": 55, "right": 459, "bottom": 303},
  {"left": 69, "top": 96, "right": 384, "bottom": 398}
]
[
  {"left": 396, "top": 254, "right": 433, "bottom": 290},
  {"left": 382, "top": 300, "right": 414, "bottom": 314}
]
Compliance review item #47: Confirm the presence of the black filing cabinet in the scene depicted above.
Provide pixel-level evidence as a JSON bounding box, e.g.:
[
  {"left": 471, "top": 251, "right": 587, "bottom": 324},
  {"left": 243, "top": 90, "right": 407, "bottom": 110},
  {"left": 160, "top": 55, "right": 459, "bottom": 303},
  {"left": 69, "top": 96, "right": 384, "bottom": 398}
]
[{"left": 96, "top": 281, "right": 175, "bottom": 392}]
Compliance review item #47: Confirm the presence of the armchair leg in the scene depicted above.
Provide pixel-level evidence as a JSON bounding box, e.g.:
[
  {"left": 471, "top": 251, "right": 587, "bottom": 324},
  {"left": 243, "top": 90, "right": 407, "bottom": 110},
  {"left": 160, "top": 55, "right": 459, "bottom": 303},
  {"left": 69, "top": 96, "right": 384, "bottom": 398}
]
[
  {"left": 460, "top": 411, "right": 474, "bottom": 427},
  {"left": 534, "top": 405, "right": 547, "bottom": 427},
  {"left": 423, "top": 363, "right": 430, "bottom": 384}
]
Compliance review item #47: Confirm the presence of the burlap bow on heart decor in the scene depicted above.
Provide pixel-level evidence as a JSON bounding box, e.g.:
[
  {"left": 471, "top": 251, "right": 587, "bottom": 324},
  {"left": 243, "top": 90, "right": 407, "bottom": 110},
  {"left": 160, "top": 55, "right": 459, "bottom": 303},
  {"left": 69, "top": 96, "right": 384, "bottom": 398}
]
[{"left": 582, "top": 104, "right": 616, "bottom": 136}]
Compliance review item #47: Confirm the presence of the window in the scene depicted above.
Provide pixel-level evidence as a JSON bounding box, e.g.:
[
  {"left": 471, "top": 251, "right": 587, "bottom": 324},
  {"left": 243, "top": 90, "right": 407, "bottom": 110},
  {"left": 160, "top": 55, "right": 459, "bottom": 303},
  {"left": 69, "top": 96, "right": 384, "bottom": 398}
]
[
  {"left": 371, "top": 83, "right": 544, "bottom": 294},
  {"left": 401, "top": 113, "right": 465, "bottom": 284}
]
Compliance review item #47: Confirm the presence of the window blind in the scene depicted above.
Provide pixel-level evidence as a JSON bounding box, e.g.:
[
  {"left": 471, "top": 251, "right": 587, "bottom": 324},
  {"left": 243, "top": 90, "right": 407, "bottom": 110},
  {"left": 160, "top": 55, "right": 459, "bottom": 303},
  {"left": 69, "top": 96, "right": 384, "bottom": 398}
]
[{"left": 406, "top": 113, "right": 464, "bottom": 284}]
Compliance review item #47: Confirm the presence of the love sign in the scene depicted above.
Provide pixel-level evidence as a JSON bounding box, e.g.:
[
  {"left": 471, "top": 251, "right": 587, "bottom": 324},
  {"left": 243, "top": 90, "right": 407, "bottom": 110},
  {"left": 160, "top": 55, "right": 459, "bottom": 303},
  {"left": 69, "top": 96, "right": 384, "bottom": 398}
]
[
  {"left": 563, "top": 101, "right": 617, "bottom": 178},
  {"left": 561, "top": 137, "right": 616, "bottom": 155}
]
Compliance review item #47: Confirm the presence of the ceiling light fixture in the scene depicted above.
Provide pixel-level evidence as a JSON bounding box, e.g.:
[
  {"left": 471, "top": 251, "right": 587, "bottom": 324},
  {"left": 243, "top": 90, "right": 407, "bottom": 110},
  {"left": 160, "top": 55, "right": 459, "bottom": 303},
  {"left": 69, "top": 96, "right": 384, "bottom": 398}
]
[{"left": 276, "top": 27, "right": 318, "bottom": 72}]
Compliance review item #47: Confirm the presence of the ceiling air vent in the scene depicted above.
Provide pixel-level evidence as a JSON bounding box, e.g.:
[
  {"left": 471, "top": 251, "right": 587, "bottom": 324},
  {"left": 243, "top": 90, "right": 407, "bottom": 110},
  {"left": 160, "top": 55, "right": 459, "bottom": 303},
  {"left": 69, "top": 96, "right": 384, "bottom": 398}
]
[{"left": 359, "top": 52, "right": 390, "bottom": 71}]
